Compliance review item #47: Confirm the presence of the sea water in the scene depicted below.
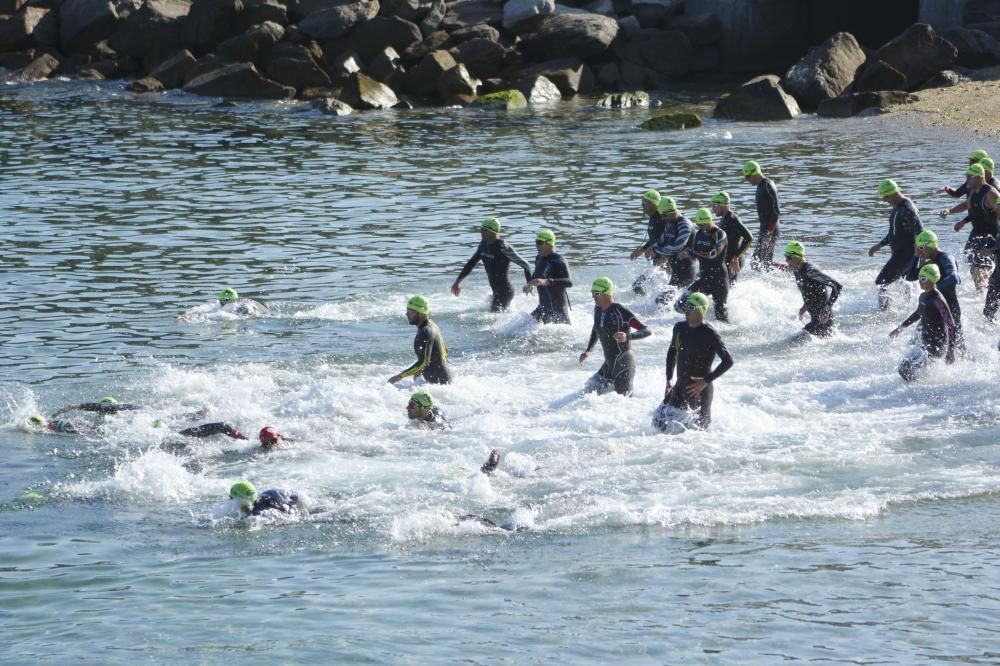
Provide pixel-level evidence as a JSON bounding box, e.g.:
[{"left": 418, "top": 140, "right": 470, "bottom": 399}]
[{"left": 1, "top": 81, "right": 998, "bottom": 664}]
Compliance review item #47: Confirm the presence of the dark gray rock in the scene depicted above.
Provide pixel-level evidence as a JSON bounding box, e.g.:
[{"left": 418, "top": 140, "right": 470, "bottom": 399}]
[
  {"left": 419, "top": 0, "right": 446, "bottom": 35},
  {"left": 437, "top": 62, "right": 478, "bottom": 103},
  {"left": 516, "top": 74, "right": 562, "bottom": 103},
  {"left": 312, "top": 96, "right": 354, "bottom": 114},
  {"left": 406, "top": 47, "right": 454, "bottom": 95},
  {"left": 866, "top": 23, "right": 957, "bottom": 90},
  {"left": 266, "top": 42, "right": 332, "bottom": 90},
  {"left": 634, "top": 28, "right": 692, "bottom": 80},
  {"left": 128, "top": 75, "right": 165, "bottom": 92},
  {"left": 783, "top": 32, "right": 866, "bottom": 108},
  {"left": 110, "top": 0, "right": 190, "bottom": 71},
  {"left": 403, "top": 29, "right": 448, "bottom": 61},
  {"left": 714, "top": 74, "right": 801, "bottom": 121},
  {"left": 183, "top": 0, "right": 242, "bottom": 54},
  {"left": 690, "top": 44, "right": 719, "bottom": 72},
  {"left": 217, "top": 21, "right": 285, "bottom": 65},
  {"left": 9, "top": 51, "right": 59, "bottom": 82},
  {"left": 148, "top": 48, "right": 197, "bottom": 89},
  {"left": 503, "top": 0, "right": 554, "bottom": 33},
  {"left": 76, "top": 67, "right": 106, "bottom": 79},
  {"left": 919, "top": 69, "right": 969, "bottom": 89},
  {"left": 444, "top": 22, "right": 499, "bottom": 47},
  {"left": 355, "top": 71, "right": 398, "bottom": 108},
  {"left": 519, "top": 13, "right": 618, "bottom": 60},
  {"left": 325, "top": 50, "right": 363, "bottom": 81},
  {"left": 0, "top": 49, "right": 38, "bottom": 70},
  {"left": 299, "top": 0, "right": 380, "bottom": 41},
  {"left": 440, "top": 0, "right": 503, "bottom": 31},
  {"left": 668, "top": 13, "right": 720, "bottom": 46},
  {"left": 60, "top": 0, "right": 121, "bottom": 53},
  {"left": 239, "top": 0, "right": 289, "bottom": 30},
  {"left": 186, "top": 54, "right": 228, "bottom": 83},
  {"left": 521, "top": 56, "right": 584, "bottom": 96},
  {"left": 0, "top": 7, "right": 58, "bottom": 51},
  {"left": 349, "top": 15, "right": 422, "bottom": 61},
  {"left": 594, "top": 60, "right": 619, "bottom": 89},
  {"left": 629, "top": 0, "right": 682, "bottom": 29},
  {"left": 183, "top": 61, "right": 297, "bottom": 99},
  {"left": 853, "top": 59, "right": 908, "bottom": 92},
  {"left": 0, "top": 0, "right": 28, "bottom": 13},
  {"left": 596, "top": 90, "right": 649, "bottom": 108},
  {"left": 379, "top": 0, "right": 421, "bottom": 21},
  {"left": 618, "top": 15, "right": 640, "bottom": 37},
  {"left": 451, "top": 36, "right": 505, "bottom": 78},
  {"left": 944, "top": 27, "right": 1000, "bottom": 69},
  {"left": 817, "top": 90, "right": 918, "bottom": 118},
  {"left": 367, "top": 45, "right": 404, "bottom": 84}
]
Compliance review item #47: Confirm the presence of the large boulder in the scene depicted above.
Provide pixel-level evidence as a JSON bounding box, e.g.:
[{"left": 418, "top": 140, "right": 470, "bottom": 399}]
[
  {"left": 596, "top": 91, "right": 650, "bottom": 108},
  {"left": 419, "top": 0, "right": 446, "bottom": 35},
  {"left": 782, "top": 32, "right": 866, "bottom": 108},
  {"left": 266, "top": 42, "right": 332, "bottom": 90},
  {"left": 239, "top": 0, "right": 288, "bottom": 30},
  {"left": 0, "top": 7, "right": 58, "bottom": 51},
  {"left": 630, "top": 0, "right": 682, "bottom": 29},
  {"left": 451, "top": 36, "right": 505, "bottom": 78},
  {"left": 444, "top": 23, "right": 499, "bottom": 47},
  {"left": 714, "top": 75, "right": 801, "bottom": 121},
  {"left": 639, "top": 111, "right": 702, "bottom": 129},
  {"left": 519, "top": 13, "right": 618, "bottom": 59},
  {"left": 853, "top": 59, "right": 907, "bottom": 92},
  {"left": 128, "top": 75, "right": 164, "bottom": 92},
  {"left": 379, "top": 0, "right": 421, "bottom": 21},
  {"left": 110, "top": 0, "right": 190, "bottom": 71},
  {"left": 8, "top": 52, "right": 60, "bottom": 82},
  {"left": 634, "top": 28, "right": 692, "bottom": 80},
  {"left": 440, "top": 0, "right": 503, "bottom": 31},
  {"left": 0, "top": 0, "right": 28, "bottom": 13},
  {"left": 864, "top": 23, "right": 957, "bottom": 90},
  {"left": 407, "top": 47, "right": 455, "bottom": 96},
  {"left": 668, "top": 13, "right": 720, "bottom": 46},
  {"left": 516, "top": 73, "right": 561, "bottom": 103},
  {"left": 403, "top": 28, "right": 448, "bottom": 60},
  {"left": 312, "top": 96, "right": 354, "bottom": 114},
  {"left": 217, "top": 20, "right": 285, "bottom": 65},
  {"left": 816, "top": 91, "right": 918, "bottom": 118},
  {"left": 944, "top": 27, "right": 1000, "bottom": 69},
  {"left": 366, "top": 45, "right": 405, "bottom": 85},
  {"left": 472, "top": 88, "right": 527, "bottom": 109},
  {"left": 521, "top": 57, "right": 587, "bottom": 96},
  {"left": 299, "top": 0, "right": 379, "bottom": 41},
  {"left": 183, "top": 62, "right": 297, "bottom": 98},
  {"left": 183, "top": 0, "right": 242, "bottom": 52},
  {"left": 355, "top": 71, "right": 398, "bottom": 108},
  {"left": 60, "top": 0, "right": 121, "bottom": 53},
  {"left": 502, "top": 0, "right": 554, "bottom": 33},
  {"left": 349, "top": 15, "right": 422, "bottom": 61},
  {"left": 148, "top": 48, "right": 197, "bottom": 89},
  {"left": 437, "top": 62, "right": 478, "bottom": 103}
]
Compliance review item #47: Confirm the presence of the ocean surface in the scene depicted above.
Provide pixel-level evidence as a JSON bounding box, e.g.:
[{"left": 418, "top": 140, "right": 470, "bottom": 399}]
[{"left": 1, "top": 80, "right": 999, "bottom": 664}]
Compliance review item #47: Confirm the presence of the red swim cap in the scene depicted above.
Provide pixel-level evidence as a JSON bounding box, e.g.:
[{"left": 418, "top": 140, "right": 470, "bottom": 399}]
[{"left": 258, "top": 426, "right": 281, "bottom": 448}]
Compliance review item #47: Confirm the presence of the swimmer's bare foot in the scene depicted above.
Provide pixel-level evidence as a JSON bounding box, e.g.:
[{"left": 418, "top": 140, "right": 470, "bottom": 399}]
[{"left": 480, "top": 448, "right": 501, "bottom": 474}]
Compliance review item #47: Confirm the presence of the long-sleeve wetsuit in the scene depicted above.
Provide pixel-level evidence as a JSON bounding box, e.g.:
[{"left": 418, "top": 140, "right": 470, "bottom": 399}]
[
  {"left": 640, "top": 212, "right": 666, "bottom": 251},
  {"left": 583, "top": 303, "right": 650, "bottom": 396},
  {"left": 415, "top": 407, "right": 451, "bottom": 430},
  {"left": 875, "top": 196, "right": 923, "bottom": 308},
  {"left": 653, "top": 215, "right": 696, "bottom": 287},
  {"left": 978, "top": 236, "right": 1000, "bottom": 321},
  {"left": 962, "top": 184, "right": 999, "bottom": 269},
  {"left": 398, "top": 318, "right": 452, "bottom": 384},
  {"left": 530, "top": 252, "right": 573, "bottom": 324},
  {"left": 456, "top": 238, "right": 532, "bottom": 312},
  {"left": 178, "top": 422, "right": 247, "bottom": 440},
  {"left": 900, "top": 289, "right": 956, "bottom": 360},
  {"left": 719, "top": 210, "right": 753, "bottom": 282},
  {"left": 751, "top": 177, "right": 780, "bottom": 269},
  {"left": 251, "top": 489, "right": 300, "bottom": 516},
  {"left": 794, "top": 261, "right": 842, "bottom": 337},
  {"left": 53, "top": 402, "right": 141, "bottom": 416},
  {"left": 665, "top": 321, "right": 734, "bottom": 429},
  {"left": 677, "top": 226, "right": 729, "bottom": 321},
  {"left": 905, "top": 251, "right": 962, "bottom": 344}
]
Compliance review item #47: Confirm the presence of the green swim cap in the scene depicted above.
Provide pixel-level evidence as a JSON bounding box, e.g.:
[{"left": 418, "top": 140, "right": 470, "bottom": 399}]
[
  {"left": 229, "top": 480, "right": 258, "bottom": 502},
  {"left": 783, "top": 241, "right": 806, "bottom": 259},
  {"left": 591, "top": 276, "right": 614, "bottom": 295},
  {"left": 481, "top": 217, "right": 501, "bottom": 233},
  {"left": 218, "top": 287, "right": 239, "bottom": 304},
  {"left": 536, "top": 228, "right": 556, "bottom": 245},
  {"left": 99, "top": 396, "right": 118, "bottom": 406},
  {"left": 151, "top": 419, "right": 165, "bottom": 428},
  {"left": 406, "top": 294, "right": 429, "bottom": 315},
  {"left": 980, "top": 157, "right": 995, "bottom": 172},
  {"left": 410, "top": 390, "right": 433, "bottom": 409},
  {"left": 878, "top": 179, "right": 900, "bottom": 197},
  {"left": 17, "top": 491, "right": 45, "bottom": 503},
  {"left": 657, "top": 196, "right": 677, "bottom": 214},
  {"left": 742, "top": 160, "right": 761, "bottom": 177},
  {"left": 642, "top": 189, "right": 661, "bottom": 205},
  {"left": 968, "top": 163, "right": 986, "bottom": 178},
  {"left": 915, "top": 230, "right": 939, "bottom": 249},
  {"left": 969, "top": 148, "right": 989, "bottom": 162},
  {"left": 686, "top": 292, "right": 710, "bottom": 315},
  {"left": 28, "top": 415, "right": 46, "bottom": 428},
  {"left": 918, "top": 263, "right": 941, "bottom": 283},
  {"left": 694, "top": 207, "right": 713, "bottom": 226},
  {"left": 710, "top": 191, "right": 730, "bottom": 206}
]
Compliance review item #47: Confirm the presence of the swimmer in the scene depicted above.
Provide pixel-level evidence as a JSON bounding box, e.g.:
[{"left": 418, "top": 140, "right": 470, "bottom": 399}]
[
  {"left": 938, "top": 148, "right": 991, "bottom": 198},
  {"left": 889, "top": 264, "right": 956, "bottom": 382},
  {"left": 711, "top": 190, "right": 753, "bottom": 284},
  {"left": 216, "top": 287, "right": 268, "bottom": 316},
  {"left": 661, "top": 292, "right": 734, "bottom": 430},
  {"left": 940, "top": 162, "right": 999, "bottom": 294},
  {"left": 579, "top": 277, "right": 651, "bottom": 397},
  {"left": 177, "top": 422, "right": 248, "bottom": 440},
  {"left": 778, "top": 241, "right": 842, "bottom": 338},
  {"left": 629, "top": 189, "right": 666, "bottom": 294},
  {"left": 646, "top": 196, "right": 695, "bottom": 301},
  {"left": 51, "top": 396, "right": 141, "bottom": 417},
  {"left": 451, "top": 217, "right": 533, "bottom": 312},
  {"left": 229, "top": 480, "right": 300, "bottom": 517},
  {"left": 406, "top": 390, "right": 451, "bottom": 430},
  {"left": 904, "top": 230, "right": 963, "bottom": 350},
  {"left": 674, "top": 207, "right": 730, "bottom": 321},
  {"left": 26, "top": 414, "right": 88, "bottom": 434},
  {"left": 743, "top": 160, "right": 780, "bottom": 271},
  {"left": 388, "top": 295, "right": 452, "bottom": 385},
  {"left": 524, "top": 228, "right": 573, "bottom": 324},
  {"left": 868, "top": 179, "right": 924, "bottom": 311},
  {"left": 480, "top": 448, "right": 501, "bottom": 475}
]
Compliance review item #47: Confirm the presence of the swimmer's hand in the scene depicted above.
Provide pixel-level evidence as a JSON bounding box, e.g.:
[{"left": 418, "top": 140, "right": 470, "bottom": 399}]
[
  {"left": 450, "top": 281, "right": 462, "bottom": 297},
  {"left": 888, "top": 327, "right": 902, "bottom": 339},
  {"left": 578, "top": 351, "right": 590, "bottom": 366}
]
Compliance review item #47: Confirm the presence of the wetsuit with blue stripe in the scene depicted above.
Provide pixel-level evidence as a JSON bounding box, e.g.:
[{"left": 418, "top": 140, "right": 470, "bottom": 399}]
[
  {"left": 795, "top": 262, "right": 842, "bottom": 337},
  {"left": 456, "top": 238, "right": 533, "bottom": 312},
  {"left": 751, "top": 178, "right": 779, "bottom": 270},
  {"left": 583, "top": 303, "right": 650, "bottom": 396},
  {"left": 665, "top": 321, "right": 734, "bottom": 429},
  {"left": 398, "top": 318, "right": 452, "bottom": 384},
  {"left": 530, "top": 252, "right": 573, "bottom": 324},
  {"left": 875, "top": 196, "right": 923, "bottom": 309},
  {"left": 653, "top": 215, "right": 695, "bottom": 287},
  {"left": 905, "top": 251, "right": 962, "bottom": 345},
  {"left": 676, "top": 226, "right": 729, "bottom": 321},
  {"left": 251, "top": 489, "right": 300, "bottom": 516},
  {"left": 633, "top": 212, "right": 667, "bottom": 294}
]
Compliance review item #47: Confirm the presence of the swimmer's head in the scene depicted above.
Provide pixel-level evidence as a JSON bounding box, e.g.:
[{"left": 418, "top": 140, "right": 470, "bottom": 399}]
[
  {"left": 694, "top": 207, "right": 713, "bottom": 226},
  {"left": 99, "top": 396, "right": 118, "bottom": 406},
  {"left": 878, "top": 179, "right": 900, "bottom": 198},
  {"left": 981, "top": 157, "right": 995, "bottom": 173},
  {"left": 686, "top": 291, "right": 710, "bottom": 316},
  {"left": 967, "top": 163, "right": 986, "bottom": 179},
  {"left": 218, "top": 287, "right": 239, "bottom": 305},
  {"left": 915, "top": 230, "right": 939, "bottom": 250},
  {"left": 783, "top": 241, "right": 806, "bottom": 260},
  {"left": 258, "top": 426, "right": 282, "bottom": 450},
  {"left": 656, "top": 196, "right": 677, "bottom": 215},
  {"left": 710, "top": 191, "right": 730, "bottom": 206},
  {"left": 406, "top": 294, "right": 429, "bottom": 315},
  {"left": 590, "top": 276, "right": 614, "bottom": 297},
  {"left": 229, "top": 480, "right": 258, "bottom": 503},
  {"left": 535, "top": 228, "right": 556, "bottom": 246},
  {"left": 151, "top": 419, "right": 166, "bottom": 428},
  {"left": 642, "top": 190, "right": 661, "bottom": 212},
  {"left": 742, "top": 160, "right": 761, "bottom": 177},
  {"left": 28, "top": 415, "right": 47, "bottom": 428},
  {"left": 481, "top": 217, "right": 501, "bottom": 234},
  {"left": 969, "top": 148, "right": 989, "bottom": 163},
  {"left": 408, "top": 390, "right": 433, "bottom": 419},
  {"left": 918, "top": 263, "right": 941, "bottom": 284}
]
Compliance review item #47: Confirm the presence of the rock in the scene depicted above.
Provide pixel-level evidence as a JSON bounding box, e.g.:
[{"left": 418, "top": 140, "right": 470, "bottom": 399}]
[
  {"left": 128, "top": 75, "right": 165, "bottom": 92},
  {"left": 639, "top": 111, "right": 702, "bottom": 129},
  {"left": 440, "top": 0, "right": 503, "bottom": 31},
  {"left": 437, "top": 62, "right": 478, "bottom": 104},
  {"left": 11, "top": 51, "right": 59, "bottom": 82},
  {"left": 184, "top": 0, "right": 243, "bottom": 52},
  {"left": 406, "top": 47, "right": 454, "bottom": 96},
  {"left": 60, "top": 0, "right": 121, "bottom": 53},
  {"left": 379, "top": 0, "right": 421, "bottom": 21},
  {"left": 690, "top": 45, "right": 719, "bottom": 72},
  {"left": 266, "top": 42, "right": 332, "bottom": 90},
  {"left": 355, "top": 71, "right": 398, "bottom": 108},
  {"left": 596, "top": 91, "right": 650, "bottom": 108},
  {"left": 367, "top": 45, "right": 404, "bottom": 84},
  {"left": 919, "top": 69, "right": 969, "bottom": 89},
  {"left": 419, "top": 0, "right": 446, "bottom": 35},
  {"left": 944, "top": 27, "right": 1000, "bottom": 69},
  {"left": 444, "top": 23, "right": 500, "bottom": 48},
  {"left": 619, "top": 61, "right": 646, "bottom": 89},
  {"left": 312, "top": 96, "right": 354, "bottom": 114},
  {"left": 503, "top": 0, "right": 554, "bottom": 33},
  {"left": 0, "top": 0, "right": 28, "bottom": 13},
  {"left": 403, "top": 29, "right": 448, "bottom": 60},
  {"left": 326, "top": 50, "right": 363, "bottom": 81},
  {"left": 519, "top": 13, "right": 618, "bottom": 59},
  {"left": 239, "top": 0, "right": 289, "bottom": 30},
  {"left": 854, "top": 59, "right": 907, "bottom": 92},
  {"left": 299, "top": 0, "right": 380, "bottom": 41},
  {"left": 0, "top": 49, "right": 38, "bottom": 70},
  {"left": 472, "top": 88, "right": 527, "bottom": 108},
  {"left": 581, "top": 0, "right": 613, "bottom": 17},
  {"left": 816, "top": 91, "right": 918, "bottom": 118},
  {"left": 629, "top": 0, "right": 682, "bottom": 29},
  {"left": 217, "top": 21, "right": 285, "bottom": 65},
  {"left": 110, "top": 0, "right": 190, "bottom": 71},
  {"left": 451, "top": 36, "right": 505, "bottom": 78},
  {"left": 668, "top": 13, "right": 720, "bottom": 46},
  {"left": 782, "top": 32, "right": 866, "bottom": 108},
  {"left": 714, "top": 75, "right": 801, "bottom": 121},
  {"left": 0, "top": 6, "right": 58, "bottom": 51},
  {"left": 865, "top": 23, "right": 957, "bottom": 90},
  {"left": 186, "top": 54, "right": 228, "bottom": 83},
  {"left": 618, "top": 15, "right": 640, "bottom": 37},
  {"left": 349, "top": 16, "right": 422, "bottom": 61},
  {"left": 515, "top": 73, "right": 561, "bottom": 103},
  {"left": 521, "top": 57, "right": 584, "bottom": 96},
  {"left": 594, "top": 61, "right": 619, "bottom": 89},
  {"left": 148, "top": 48, "right": 197, "bottom": 89},
  {"left": 76, "top": 67, "right": 106, "bottom": 79},
  {"left": 634, "top": 28, "right": 692, "bottom": 80},
  {"left": 183, "top": 62, "right": 297, "bottom": 99},
  {"left": 88, "top": 57, "right": 121, "bottom": 77}
]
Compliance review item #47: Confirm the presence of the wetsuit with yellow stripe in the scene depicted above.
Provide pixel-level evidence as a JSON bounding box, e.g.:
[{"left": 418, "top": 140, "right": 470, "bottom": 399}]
[{"left": 398, "top": 318, "right": 452, "bottom": 384}]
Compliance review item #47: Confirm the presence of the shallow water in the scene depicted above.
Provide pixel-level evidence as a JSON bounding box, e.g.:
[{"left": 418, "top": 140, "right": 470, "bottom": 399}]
[{"left": 1, "top": 80, "right": 999, "bottom": 663}]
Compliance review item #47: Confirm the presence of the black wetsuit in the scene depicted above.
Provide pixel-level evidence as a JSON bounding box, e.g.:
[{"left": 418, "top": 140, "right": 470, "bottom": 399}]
[
  {"left": 178, "top": 422, "right": 246, "bottom": 439},
  {"left": 61, "top": 402, "right": 141, "bottom": 415},
  {"left": 946, "top": 176, "right": 999, "bottom": 198},
  {"left": 415, "top": 407, "right": 451, "bottom": 430},
  {"left": 678, "top": 226, "right": 729, "bottom": 321},
  {"left": 979, "top": 236, "right": 1000, "bottom": 321},
  {"left": 664, "top": 321, "right": 734, "bottom": 429},
  {"left": 904, "top": 252, "right": 962, "bottom": 345},
  {"left": 633, "top": 212, "right": 667, "bottom": 294},
  {"left": 897, "top": 289, "right": 955, "bottom": 381},
  {"left": 751, "top": 178, "right": 779, "bottom": 270},
  {"left": 530, "top": 252, "right": 573, "bottom": 324},
  {"left": 456, "top": 238, "right": 533, "bottom": 312},
  {"left": 251, "top": 489, "right": 300, "bottom": 516},
  {"left": 653, "top": 215, "right": 695, "bottom": 298},
  {"left": 962, "top": 183, "right": 999, "bottom": 269},
  {"left": 875, "top": 196, "right": 923, "bottom": 308},
  {"left": 399, "top": 318, "right": 451, "bottom": 384},
  {"left": 226, "top": 297, "right": 267, "bottom": 316},
  {"left": 47, "top": 420, "right": 86, "bottom": 434},
  {"left": 718, "top": 210, "right": 753, "bottom": 282},
  {"left": 583, "top": 303, "right": 650, "bottom": 396},
  {"left": 794, "top": 262, "right": 842, "bottom": 337}
]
